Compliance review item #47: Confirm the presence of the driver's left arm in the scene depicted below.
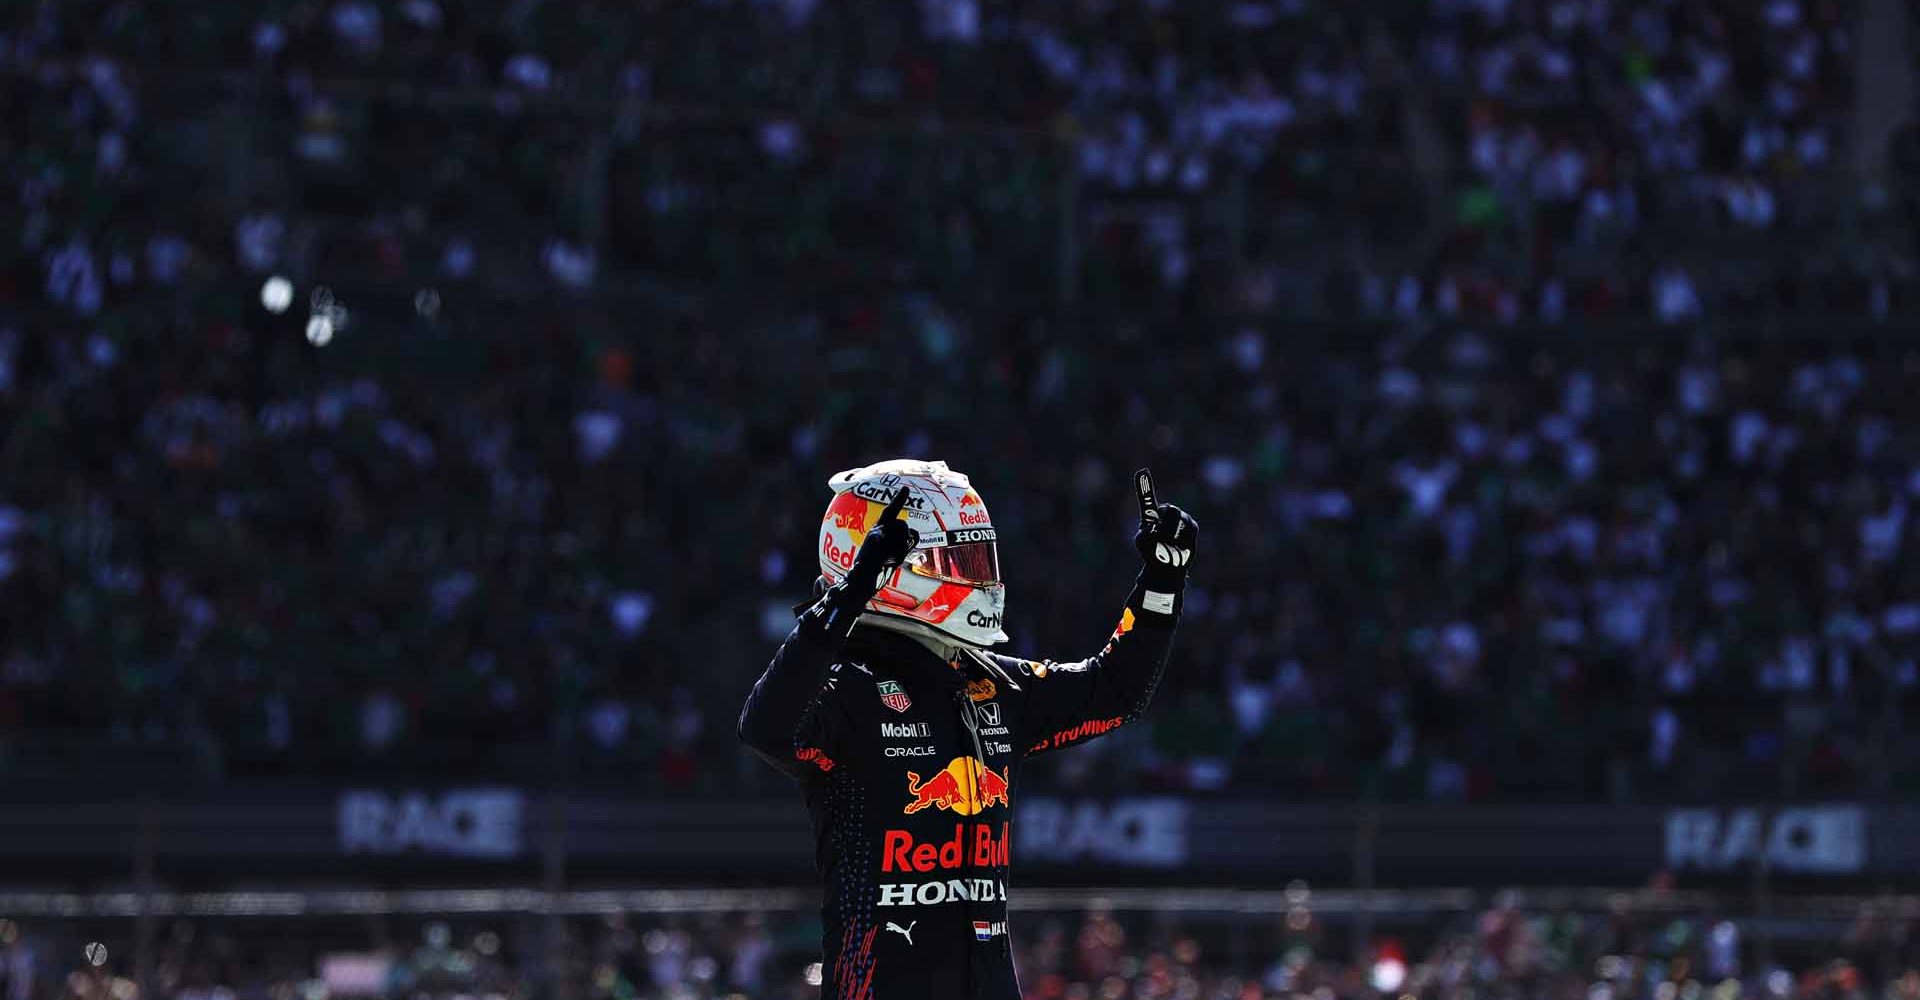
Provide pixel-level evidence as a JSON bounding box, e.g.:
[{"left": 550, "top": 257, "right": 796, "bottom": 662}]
[{"left": 989, "top": 581, "right": 1179, "bottom": 758}]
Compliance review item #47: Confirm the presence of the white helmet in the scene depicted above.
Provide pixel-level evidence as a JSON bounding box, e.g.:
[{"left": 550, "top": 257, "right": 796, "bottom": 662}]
[{"left": 817, "top": 459, "right": 1008, "bottom": 647}]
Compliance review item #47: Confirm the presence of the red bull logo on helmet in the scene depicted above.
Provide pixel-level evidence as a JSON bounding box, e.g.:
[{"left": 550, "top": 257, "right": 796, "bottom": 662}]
[
  {"left": 903, "top": 757, "right": 1009, "bottom": 816},
  {"left": 826, "top": 490, "right": 872, "bottom": 538},
  {"left": 821, "top": 533, "right": 856, "bottom": 572}
]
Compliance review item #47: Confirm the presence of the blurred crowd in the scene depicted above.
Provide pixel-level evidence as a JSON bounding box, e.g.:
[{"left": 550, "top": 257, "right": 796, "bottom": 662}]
[
  {"left": 4, "top": 0, "right": 1915, "bottom": 319},
  {"left": 1401, "top": 0, "right": 1890, "bottom": 325},
  {"left": 15, "top": 303, "right": 1920, "bottom": 800},
  {"left": 5, "top": 0, "right": 1920, "bottom": 799},
  {"left": 6, "top": 891, "right": 1920, "bottom": 1000}
]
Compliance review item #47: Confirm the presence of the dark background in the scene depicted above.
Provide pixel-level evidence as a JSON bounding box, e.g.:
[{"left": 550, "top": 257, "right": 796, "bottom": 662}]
[{"left": 5, "top": 0, "right": 1920, "bottom": 997}]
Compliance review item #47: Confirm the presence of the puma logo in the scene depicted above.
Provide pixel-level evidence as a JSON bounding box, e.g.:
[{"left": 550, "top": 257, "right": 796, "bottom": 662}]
[{"left": 885, "top": 920, "right": 916, "bottom": 945}]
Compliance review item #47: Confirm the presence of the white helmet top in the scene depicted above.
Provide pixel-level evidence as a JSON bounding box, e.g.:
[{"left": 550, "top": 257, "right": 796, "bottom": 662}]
[{"left": 817, "top": 459, "right": 1007, "bottom": 648}]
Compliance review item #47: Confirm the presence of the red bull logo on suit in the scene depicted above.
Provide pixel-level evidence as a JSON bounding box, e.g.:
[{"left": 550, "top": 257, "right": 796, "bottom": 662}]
[
  {"left": 881, "top": 823, "right": 1010, "bottom": 871},
  {"left": 903, "top": 757, "right": 1009, "bottom": 815}
]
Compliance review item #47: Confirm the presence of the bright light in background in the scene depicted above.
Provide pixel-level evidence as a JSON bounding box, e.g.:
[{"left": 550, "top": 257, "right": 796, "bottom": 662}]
[
  {"left": 261, "top": 275, "right": 294, "bottom": 314},
  {"left": 85, "top": 942, "right": 108, "bottom": 967},
  {"left": 1371, "top": 939, "right": 1408, "bottom": 992},
  {"left": 1369, "top": 958, "right": 1406, "bottom": 992},
  {"left": 303, "top": 284, "right": 348, "bottom": 345}
]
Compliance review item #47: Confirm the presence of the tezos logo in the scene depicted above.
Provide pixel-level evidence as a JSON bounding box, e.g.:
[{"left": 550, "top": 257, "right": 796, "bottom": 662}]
[{"left": 966, "top": 609, "right": 1003, "bottom": 630}]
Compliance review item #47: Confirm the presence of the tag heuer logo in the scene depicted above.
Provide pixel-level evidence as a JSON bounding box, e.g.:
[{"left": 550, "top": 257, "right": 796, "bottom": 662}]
[{"left": 877, "top": 679, "right": 912, "bottom": 713}]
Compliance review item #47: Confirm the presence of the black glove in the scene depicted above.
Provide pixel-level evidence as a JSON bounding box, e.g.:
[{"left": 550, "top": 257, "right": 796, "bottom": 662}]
[
  {"left": 1131, "top": 468, "right": 1198, "bottom": 600},
  {"left": 800, "top": 486, "right": 921, "bottom": 643}
]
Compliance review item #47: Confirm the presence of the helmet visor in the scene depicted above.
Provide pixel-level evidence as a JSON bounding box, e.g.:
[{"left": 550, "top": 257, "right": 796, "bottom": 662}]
[{"left": 906, "top": 542, "right": 1001, "bottom": 586}]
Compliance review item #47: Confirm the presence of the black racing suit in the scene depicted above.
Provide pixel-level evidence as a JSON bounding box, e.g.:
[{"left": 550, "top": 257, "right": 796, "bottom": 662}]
[{"left": 738, "top": 580, "right": 1178, "bottom": 1000}]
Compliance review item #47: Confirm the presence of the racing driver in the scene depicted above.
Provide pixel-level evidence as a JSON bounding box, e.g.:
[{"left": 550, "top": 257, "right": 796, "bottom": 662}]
[{"left": 739, "top": 459, "right": 1197, "bottom": 999}]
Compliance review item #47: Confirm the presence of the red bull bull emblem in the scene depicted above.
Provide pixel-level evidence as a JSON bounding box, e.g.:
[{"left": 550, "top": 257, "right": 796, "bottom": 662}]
[
  {"left": 877, "top": 679, "right": 912, "bottom": 714},
  {"left": 964, "top": 678, "right": 996, "bottom": 702},
  {"left": 827, "top": 490, "right": 872, "bottom": 537},
  {"left": 904, "top": 757, "right": 1010, "bottom": 815},
  {"left": 958, "top": 491, "right": 982, "bottom": 508}
]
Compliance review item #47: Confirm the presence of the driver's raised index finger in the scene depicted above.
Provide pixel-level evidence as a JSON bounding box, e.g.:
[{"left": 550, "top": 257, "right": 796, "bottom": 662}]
[
  {"left": 1134, "top": 468, "right": 1160, "bottom": 530},
  {"left": 880, "top": 485, "right": 912, "bottom": 524}
]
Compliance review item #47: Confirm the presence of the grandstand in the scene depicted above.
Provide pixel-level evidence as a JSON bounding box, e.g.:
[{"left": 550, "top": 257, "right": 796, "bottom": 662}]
[{"left": 5, "top": 0, "right": 1920, "bottom": 997}]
